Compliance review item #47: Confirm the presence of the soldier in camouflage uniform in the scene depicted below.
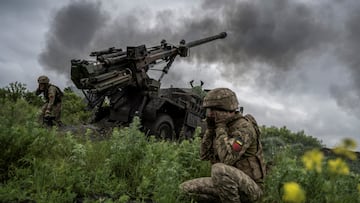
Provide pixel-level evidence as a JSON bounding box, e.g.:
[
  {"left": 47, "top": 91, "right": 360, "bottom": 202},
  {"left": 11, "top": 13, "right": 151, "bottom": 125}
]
[
  {"left": 35, "top": 75, "right": 63, "bottom": 127},
  {"left": 180, "top": 88, "right": 266, "bottom": 203}
]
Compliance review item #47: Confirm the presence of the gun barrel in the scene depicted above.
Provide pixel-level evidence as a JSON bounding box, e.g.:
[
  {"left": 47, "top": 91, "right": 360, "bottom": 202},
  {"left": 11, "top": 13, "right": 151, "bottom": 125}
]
[
  {"left": 85, "top": 69, "right": 133, "bottom": 93},
  {"left": 185, "top": 32, "right": 227, "bottom": 48}
]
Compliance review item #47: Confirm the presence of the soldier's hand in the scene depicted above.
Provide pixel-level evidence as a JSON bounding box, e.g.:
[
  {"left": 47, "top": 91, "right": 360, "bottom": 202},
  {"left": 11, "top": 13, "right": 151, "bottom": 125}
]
[
  {"left": 35, "top": 88, "right": 42, "bottom": 96},
  {"left": 214, "top": 110, "right": 231, "bottom": 128},
  {"left": 206, "top": 117, "right": 216, "bottom": 130},
  {"left": 45, "top": 109, "right": 51, "bottom": 117}
]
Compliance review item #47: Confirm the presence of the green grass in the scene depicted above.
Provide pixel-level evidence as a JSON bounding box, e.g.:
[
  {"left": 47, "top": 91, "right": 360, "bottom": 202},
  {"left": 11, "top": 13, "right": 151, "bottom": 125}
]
[{"left": 1, "top": 83, "right": 359, "bottom": 202}]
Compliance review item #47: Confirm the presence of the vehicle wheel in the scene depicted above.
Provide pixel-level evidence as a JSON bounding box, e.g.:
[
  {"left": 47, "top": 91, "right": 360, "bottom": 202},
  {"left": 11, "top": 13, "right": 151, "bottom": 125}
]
[
  {"left": 179, "top": 126, "right": 195, "bottom": 140},
  {"left": 151, "top": 114, "right": 174, "bottom": 140}
]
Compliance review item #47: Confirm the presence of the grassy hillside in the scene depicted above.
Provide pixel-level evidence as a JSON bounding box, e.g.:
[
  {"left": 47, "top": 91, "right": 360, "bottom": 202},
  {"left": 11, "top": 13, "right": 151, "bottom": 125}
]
[{"left": 1, "top": 83, "right": 359, "bottom": 203}]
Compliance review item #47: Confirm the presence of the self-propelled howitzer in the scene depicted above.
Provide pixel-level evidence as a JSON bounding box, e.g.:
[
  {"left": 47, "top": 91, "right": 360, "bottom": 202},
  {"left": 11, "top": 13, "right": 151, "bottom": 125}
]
[{"left": 71, "top": 32, "right": 227, "bottom": 139}]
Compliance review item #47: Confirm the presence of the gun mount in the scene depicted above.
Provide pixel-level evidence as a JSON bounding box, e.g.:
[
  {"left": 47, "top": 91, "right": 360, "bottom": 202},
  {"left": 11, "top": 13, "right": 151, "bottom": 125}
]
[{"left": 71, "top": 32, "right": 227, "bottom": 139}]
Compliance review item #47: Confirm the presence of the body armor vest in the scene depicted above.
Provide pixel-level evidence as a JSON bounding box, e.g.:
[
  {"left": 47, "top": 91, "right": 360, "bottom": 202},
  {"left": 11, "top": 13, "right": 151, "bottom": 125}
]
[
  {"left": 228, "top": 114, "right": 266, "bottom": 184},
  {"left": 44, "top": 85, "right": 63, "bottom": 104}
]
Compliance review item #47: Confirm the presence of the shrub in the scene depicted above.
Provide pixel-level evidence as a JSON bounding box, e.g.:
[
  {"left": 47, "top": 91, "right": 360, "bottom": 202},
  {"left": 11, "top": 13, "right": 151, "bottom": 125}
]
[
  {"left": 1, "top": 82, "right": 359, "bottom": 202},
  {"left": 61, "top": 88, "right": 92, "bottom": 125},
  {"left": 262, "top": 139, "right": 360, "bottom": 203}
]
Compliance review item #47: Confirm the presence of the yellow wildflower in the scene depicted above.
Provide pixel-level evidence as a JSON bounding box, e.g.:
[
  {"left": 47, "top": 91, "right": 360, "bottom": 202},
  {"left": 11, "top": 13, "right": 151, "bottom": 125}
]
[
  {"left": 358, "top": 184, "right": 360, "bottom": 193},
  {"left": 282, "top": 182, "right": 306, "bottom": 203},
  {"left": 301, "top": 149, "right": 323, "bottom": 173},
  {"left": 332, "top": 146, "right": 357, "bottom": 160},
  {"left": 343, "top": 138, "right": 357, "bottom": 149},
  {"left": 327, "top": 158, "right": 350, "bottom": 175},
  {"left": 332, "top": 139, "right": 357, "bottom": 160}
]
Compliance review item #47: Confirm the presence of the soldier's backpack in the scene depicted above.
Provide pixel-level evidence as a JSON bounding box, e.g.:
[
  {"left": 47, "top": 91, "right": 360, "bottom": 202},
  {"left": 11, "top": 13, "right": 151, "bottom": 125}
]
[
  {"left": 243, "top": 113, "right": 267, "bottom": 178},
  {"left": 50, "top": 85, "right": 64, "bottom": 103},
  {"left": 244, "top": 114, "right": 261, "bottom": 136}
]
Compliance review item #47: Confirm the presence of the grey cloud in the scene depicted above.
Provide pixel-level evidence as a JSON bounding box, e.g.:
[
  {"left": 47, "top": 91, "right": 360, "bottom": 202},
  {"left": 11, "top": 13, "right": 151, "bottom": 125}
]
[
  {"left": 0, "top": 0, "right": 50, "bottom": 13},
  {"left": 38, "top": 0, "right": 360, "bottom": 119},
  {"left": 330, "top": 85, "right": 360, "bottom": 116},
  {"left": 341, "top": 4, "right": 360, "bottom": 105},
  {"left": 240, "top": 89, "right": 360, "bottom": 150}
]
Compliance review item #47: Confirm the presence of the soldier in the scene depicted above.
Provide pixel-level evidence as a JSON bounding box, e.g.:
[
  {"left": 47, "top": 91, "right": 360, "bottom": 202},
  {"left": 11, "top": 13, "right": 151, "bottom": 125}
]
[
  {"left": 180, "top": 88, "right": 266, "bottom": 203},
  {"left": 35, "top": 75, "right": 63, "bottom": 127}
]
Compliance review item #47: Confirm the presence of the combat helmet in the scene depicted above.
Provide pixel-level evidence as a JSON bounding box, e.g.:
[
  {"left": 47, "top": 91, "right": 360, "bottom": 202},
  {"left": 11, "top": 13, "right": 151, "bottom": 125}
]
[
  {"left": 37, "top": 75, "right": 50, "bottom": 84},
  {"left": 203, "top": 88, "right": 239, "bottom": 111}
]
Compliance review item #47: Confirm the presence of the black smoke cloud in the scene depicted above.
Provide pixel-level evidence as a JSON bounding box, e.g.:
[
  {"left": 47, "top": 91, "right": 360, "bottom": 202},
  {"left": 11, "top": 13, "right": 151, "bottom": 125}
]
[
  {"left": 39, "top": 0, "right": 360, "bottom": 116},
  {"left": 39, "top": 0, "right": 107, "bottom": 74},
  {"left": 41, "top": 0, "right": 333, "bottom": 73},
  {"left": 192, "top": 0, "right": 334, "bottom": 65}
]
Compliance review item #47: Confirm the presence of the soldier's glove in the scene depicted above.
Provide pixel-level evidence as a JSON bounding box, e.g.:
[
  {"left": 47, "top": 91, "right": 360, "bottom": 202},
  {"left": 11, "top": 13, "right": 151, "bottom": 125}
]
[
  {"left": 45, "top": 109, "right": 52, "bottom": 118},
  {"left": 213, "top": 110, "right": 232, "bottom": 139},
  {"left": 214, "top": 111, "right": 231, "bottom": 129},
  {"left": 35, "top": 88, "right": 42, "bottom": 96},
  {"left": 206, "top": 117, "right": 216, "bottom": 130}
]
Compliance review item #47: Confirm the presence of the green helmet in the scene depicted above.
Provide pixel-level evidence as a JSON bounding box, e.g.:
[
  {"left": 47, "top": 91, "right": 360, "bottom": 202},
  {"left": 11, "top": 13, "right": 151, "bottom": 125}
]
[
  {"left": 37, "top": 75, "right": 50, "bottom": 84},
  {"left": 203, "top": 88, "right": 239, "bottom": 111}
]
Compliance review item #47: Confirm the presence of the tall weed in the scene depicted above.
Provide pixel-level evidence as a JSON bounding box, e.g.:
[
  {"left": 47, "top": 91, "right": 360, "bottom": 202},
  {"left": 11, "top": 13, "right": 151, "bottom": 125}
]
[{"left": 1, "top": 83, "right": 359, "bottom": 203}]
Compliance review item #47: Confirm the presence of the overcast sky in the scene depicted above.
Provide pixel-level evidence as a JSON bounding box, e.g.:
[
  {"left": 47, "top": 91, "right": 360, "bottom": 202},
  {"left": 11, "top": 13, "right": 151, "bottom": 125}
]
[{"left": 1, "top": 0, "right": 359, "bottom": 150}]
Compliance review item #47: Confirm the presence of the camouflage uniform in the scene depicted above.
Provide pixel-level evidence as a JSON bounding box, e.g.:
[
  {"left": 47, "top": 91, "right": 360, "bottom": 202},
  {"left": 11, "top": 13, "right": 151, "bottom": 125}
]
[
  {"left": 180, "top": 88, "right": 266, "bottom": 203},
  {"left": 35, "top": 75, "right": 63, "bottom": 126}
]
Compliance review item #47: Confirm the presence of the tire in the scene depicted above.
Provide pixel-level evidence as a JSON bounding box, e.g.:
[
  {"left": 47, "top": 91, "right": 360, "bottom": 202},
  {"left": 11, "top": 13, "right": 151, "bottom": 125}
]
[
  {"left": 179, "top": 126, "right": 195, "bottom": 140},
  {"left": 151, "top": 114, "right": 174, "bottom": 140}
]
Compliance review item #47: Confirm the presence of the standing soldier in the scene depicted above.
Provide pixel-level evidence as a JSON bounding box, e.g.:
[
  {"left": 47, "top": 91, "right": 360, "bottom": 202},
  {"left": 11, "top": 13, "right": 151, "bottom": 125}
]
[
  {"left": 35, "top": 75, "right": 63, "bottom": 127},
  {"left": 180, "top": 88, "right": 266, "bottom": 203}
]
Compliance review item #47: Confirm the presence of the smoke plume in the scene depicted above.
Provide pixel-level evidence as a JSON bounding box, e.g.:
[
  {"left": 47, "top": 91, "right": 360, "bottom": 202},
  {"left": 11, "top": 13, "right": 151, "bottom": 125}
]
[
  {"left": 39, "top": 0, "right": 360, "bottom": 117},
  {"left": 39, "top": 0, "right": 107, "bottom": 74}
]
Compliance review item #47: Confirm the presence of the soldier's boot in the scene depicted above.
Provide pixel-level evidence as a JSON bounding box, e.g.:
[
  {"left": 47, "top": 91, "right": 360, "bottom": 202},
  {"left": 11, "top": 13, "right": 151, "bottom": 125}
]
[
  {"left": 55, "top": 119, "right": 63, "bottom": 127},
  {"left": 192, "top": 194, "right": 220, "bottom": 203},
  {"left": 43, "top": 116, "right": 55, "bottom": 127},
  {"left": 178, "top": 193, "right": 219, "bottom": 203}
]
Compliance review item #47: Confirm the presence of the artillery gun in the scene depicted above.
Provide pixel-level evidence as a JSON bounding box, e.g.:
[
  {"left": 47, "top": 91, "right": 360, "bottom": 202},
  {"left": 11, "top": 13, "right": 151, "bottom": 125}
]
[{"left": 71, "top": 32, "right": 227, "bottom": 139}]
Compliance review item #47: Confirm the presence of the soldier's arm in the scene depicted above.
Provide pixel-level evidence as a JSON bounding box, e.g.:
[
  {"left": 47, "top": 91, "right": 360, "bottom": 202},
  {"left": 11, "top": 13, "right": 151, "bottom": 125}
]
[
  {"left": 46, "top": 86, "right": 57, "bottom": 110},
  {"left": 35, "top": 87, "right": 42, "bottom": 96},
  {"left": 213, "top": 123, "right": 255, "bottom": 165},
  {"left": 200, "top": 129, "right": 215, "bottom": 160}
]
